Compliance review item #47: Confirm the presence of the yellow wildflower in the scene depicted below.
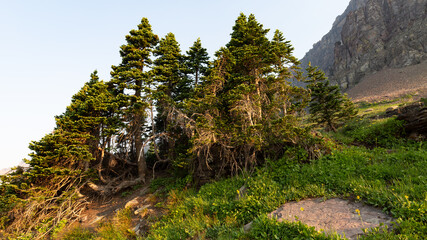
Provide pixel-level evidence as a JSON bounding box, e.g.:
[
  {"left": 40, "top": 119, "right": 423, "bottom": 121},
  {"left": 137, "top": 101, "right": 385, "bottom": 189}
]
[{"left": 355, "top": 209, "right": 360, "bottom": 215}]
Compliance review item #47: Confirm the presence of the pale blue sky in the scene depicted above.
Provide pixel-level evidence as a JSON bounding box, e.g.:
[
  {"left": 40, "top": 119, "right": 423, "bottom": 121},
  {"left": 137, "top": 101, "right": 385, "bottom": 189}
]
[{"left": 0, "top": 0, "right": 350, "bottom": 169}]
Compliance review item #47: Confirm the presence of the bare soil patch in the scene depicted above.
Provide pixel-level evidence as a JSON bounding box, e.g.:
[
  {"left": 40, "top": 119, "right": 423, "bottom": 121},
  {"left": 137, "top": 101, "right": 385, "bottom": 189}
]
[
  {"left": 270, "top": 198, "right": 394, "bottom": 240},
  {"left": 347, "top": 61, "right": 427, "bottom": 102}
]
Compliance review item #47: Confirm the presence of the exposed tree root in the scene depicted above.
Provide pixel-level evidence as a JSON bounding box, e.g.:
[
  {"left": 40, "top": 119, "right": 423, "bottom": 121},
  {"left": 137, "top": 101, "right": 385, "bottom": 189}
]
[{"left": 5, "top": 176, "right": 88, "bottom": 239}]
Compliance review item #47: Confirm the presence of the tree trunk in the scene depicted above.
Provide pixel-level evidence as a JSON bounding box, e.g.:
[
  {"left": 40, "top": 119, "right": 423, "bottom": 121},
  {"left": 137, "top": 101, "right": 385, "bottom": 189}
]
[
  {"left": 135, "top": 76, "right": 146, "bottom": 181},
  {"left": 195, "top": 70, "right": 199, "bottom": 86}
]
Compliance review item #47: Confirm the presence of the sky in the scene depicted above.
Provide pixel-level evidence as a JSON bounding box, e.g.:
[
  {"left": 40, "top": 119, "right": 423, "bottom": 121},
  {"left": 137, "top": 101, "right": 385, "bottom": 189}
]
[{"left": 0, "top": 0, "right": 350, "bottom": 170}]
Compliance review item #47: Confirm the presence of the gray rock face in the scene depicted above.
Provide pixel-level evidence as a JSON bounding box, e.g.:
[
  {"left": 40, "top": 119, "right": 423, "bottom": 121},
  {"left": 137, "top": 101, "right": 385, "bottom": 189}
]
[
  {"left": 301, "top": 0, "right": 369, "bottom": 75},
  {"left": 301, "top": 0, "right": 427, "bottom": 90}
]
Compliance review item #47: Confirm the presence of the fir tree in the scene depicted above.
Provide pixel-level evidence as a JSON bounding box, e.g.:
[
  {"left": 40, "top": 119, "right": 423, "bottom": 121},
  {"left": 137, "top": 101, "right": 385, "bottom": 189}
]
[
  {"left": 109, "top": 18, "right": 158, "bottom": 180},
  {"left": 0, "top": 72, "right": 118, "bottom": 237},
  {"left": 29, "top": 71, "right": 118, "bottom": 180},
  {"left": 153, "top": 32, "right": 189, "bottom": 104},
  {"left": 305, "top": 63, "right": 357, "bottom": 132},
  {"left": 185, "top": 38, "right": 209, "bottom": 86},
  {"left": 152, "top": 32, "right": 189, "bottom": 162}
]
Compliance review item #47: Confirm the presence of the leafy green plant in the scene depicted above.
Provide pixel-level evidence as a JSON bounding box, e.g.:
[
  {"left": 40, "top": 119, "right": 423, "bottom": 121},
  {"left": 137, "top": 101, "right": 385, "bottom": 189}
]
[{"left": 245, "top": 214, "right": 343, "bottom": 239}]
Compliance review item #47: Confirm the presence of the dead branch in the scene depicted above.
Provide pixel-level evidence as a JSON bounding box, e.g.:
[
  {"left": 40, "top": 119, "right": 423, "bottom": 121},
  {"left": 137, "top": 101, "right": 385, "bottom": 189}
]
[
  {"left": 111, "top": 178, "right": 143, "bottom": 194},
  {"left": 87, "top": 181, "right": 112, "bottom": 196}
]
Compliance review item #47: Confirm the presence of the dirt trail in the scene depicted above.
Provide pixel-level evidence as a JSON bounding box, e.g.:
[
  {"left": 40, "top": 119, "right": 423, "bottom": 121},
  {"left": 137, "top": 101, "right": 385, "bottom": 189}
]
[{"left": 79, "top": 185, "right": 154, "bottom": 228}]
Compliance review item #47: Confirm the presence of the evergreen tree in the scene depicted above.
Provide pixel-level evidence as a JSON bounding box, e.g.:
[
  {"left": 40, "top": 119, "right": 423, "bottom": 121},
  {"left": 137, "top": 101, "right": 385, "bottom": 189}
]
[
  {"left": 57, "top": 71, "right": 121, "bottom": 178},
  {"left": 185, "top": 38, "right": 209, "bottom": 86},
  {"left": 109, "top": 18, "right": 158, "bottom": 180},
  {"left": 0, "top": 72, "right": 118, "bottom": 237},
  {"left": 153, "top": 32, "right": 189, "bottom": 105},
  {"left": 185, "top": 13, "right": 308, "bottom": 177},
  {"left": 152, "top": 32, "right": 189, "bottom": 162},
  {"left": 339, "top": 93, "right": 359, "bottom": 122},
  {"left": 305, "top": 64, "right": 357, "bottom": 132},
  {"left": 29, "top": 71, "right": 118, "bottom": 181}
]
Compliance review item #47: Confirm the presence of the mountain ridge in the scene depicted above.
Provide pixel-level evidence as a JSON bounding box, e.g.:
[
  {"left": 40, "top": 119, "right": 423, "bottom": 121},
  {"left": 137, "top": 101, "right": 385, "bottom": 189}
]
[{"left": 301, "top": 0, "right": 427, "bottom": 91}]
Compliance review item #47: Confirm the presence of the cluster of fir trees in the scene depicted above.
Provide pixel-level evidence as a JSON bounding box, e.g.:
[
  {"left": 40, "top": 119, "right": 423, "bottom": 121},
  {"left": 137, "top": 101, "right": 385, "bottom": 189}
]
[
  {"left": 0, "top": 13, "right": 356, "bottom": 237},
  {"left": 0, "top": 18, "right": 210, "bottom": 236}
]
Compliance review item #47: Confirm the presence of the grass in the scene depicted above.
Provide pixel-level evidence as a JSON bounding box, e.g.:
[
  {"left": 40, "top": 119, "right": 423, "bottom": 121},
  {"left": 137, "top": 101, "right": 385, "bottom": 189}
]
[
  {"left": 59, "top": 208, "right": 140, "bottom": 240},
  {"left": 62, "top": 99, "right": 427, "bottom": 239},
  {"left": 331, "top": 117, "right": 406, "bottom": 147},
  {"left": 143, "top": 140, "right": 426, "bottom": 239},
  {"left": 355, "top": 94, "right": 416, "bottom": 118}
]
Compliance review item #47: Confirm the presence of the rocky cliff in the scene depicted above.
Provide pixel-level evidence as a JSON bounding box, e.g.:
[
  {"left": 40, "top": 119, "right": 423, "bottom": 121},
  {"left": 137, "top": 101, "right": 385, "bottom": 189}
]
[
  {"left": 301, "top": 0, "right": 427, "bottom": 90},
  {"left": 301, "top": 0, "right": 368, "bottom": 76}
]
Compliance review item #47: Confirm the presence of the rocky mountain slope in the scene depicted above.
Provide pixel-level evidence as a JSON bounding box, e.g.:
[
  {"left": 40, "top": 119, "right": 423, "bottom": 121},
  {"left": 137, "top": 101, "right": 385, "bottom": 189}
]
[
  {"left": 301, "top": 0, "right": 427, "bottom": 90},
  {"left": 301, "top": 0, "right": 368, "bottom": 76},
  {"left": 347, "top": 60, "right": 427, "bottom": 102}
]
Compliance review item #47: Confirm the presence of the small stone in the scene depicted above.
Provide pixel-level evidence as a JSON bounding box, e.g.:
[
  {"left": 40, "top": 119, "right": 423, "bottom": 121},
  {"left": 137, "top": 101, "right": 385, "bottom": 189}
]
[
  {"left": 236, "top": 185, "right": 247, "bottom": 200},
  {"left": 125, "top": 197, "right": 141, "bottom": 209},
  {"left": 243, "top": 221, "right": 253, "bottom": 232},
  {"left": 133, "top": 223, "right": 141, "bottom": 235}
]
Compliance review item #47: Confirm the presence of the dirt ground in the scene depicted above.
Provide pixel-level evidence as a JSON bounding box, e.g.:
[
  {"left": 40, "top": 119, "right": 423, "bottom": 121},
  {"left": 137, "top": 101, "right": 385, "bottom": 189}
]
[
  {"left": 270, "top": 198, "right": 394, "bottom": 239},
  {"left": 79, "top": 185, "right": 153, "bottom": 227}
]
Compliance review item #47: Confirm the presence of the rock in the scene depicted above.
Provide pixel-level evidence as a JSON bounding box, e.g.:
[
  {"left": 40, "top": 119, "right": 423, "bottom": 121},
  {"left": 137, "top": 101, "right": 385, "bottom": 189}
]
[
  {"left": 301, "top": 0, "right": 369, "bottom": 77},
  {"left": 90, "top": 216, "right": 104, "bottom": 225},
  {"left": 243, "top": 221, "right": 253, "bottom": 232},
  {"left": 125, "top": 197, "right": 142, "bottom": 209},
  {"left": 236, "top": 185, "right": 247, "bottom": 200},
  {"left": 386, "top": 106, "right": 398, "bottom": 111},
  {"left": 133, "top": 222, "right": 142, "bottom": 235},
  {"left": 269, "top": 198, "right": 393, "bottom": 240},
  {"left": 332, "top": 0, "right": 427, "bottom": 89},
  {"left": 301, "top": 0, "right": 427, "bottom": 91},
  {"left": 397, "top": 102, "right": 427, "bottom": 136},
  {"left": 385, "top": 106, "right": 399, "bottom": 116}
]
